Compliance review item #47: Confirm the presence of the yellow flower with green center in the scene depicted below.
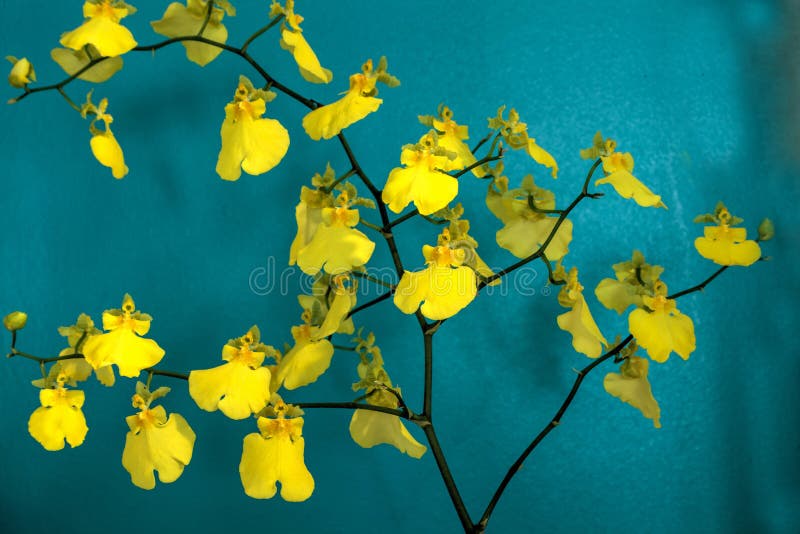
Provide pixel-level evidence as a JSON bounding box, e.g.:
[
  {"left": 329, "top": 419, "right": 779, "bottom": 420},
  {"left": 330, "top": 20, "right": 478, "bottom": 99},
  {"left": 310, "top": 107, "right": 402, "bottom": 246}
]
[
  {"left": 420, "top": 105, "right": 483, "bottom": 176},
  {"left": 445, "top": 215, "right": 498, "bottom": 285},
  {"left": 289, "top": 185, "right": 333, "bottom": 265},
  {"left": 489, "top": 106, "right": 558, "bottom": 178},
  {"left": 555, "top": 267, "right": 607, "bottom": 358},
  {"left": 60, "top": 0, "right": 138, "bottom": 58},
  {"left": 295, "top": 203, "right": 376, "bottom": 276},
  {"left": 349, "top": 344, "right": 426, "bottom": 458},
  {"left": 28, "top": 386, "right": 89, "bottom": 451},
  {"left": 122, "top": 383, "right": 196, "bottom": 490},
  {"left": 594, "top": 250, "right": 664, "bottom": 314},
  {"left": 81, "top": 92, "right": 128, "bottom": 179},
  {"left": 486, "top": 173, "right": 573, "bottom": 261},
  {"left": 271, "top": 0, "right": 332, "bottom": 84},
  {"left": 394, "top": 230, "right": 478, "bottom": 320},
  {"left": 152, "top": 0, "right": 234, "bottom": 67},
  {"left": 694, "top": 203, "right": 761, "bottom": 266},
  {"left": 604, "top": 351, "right": 661, "bottom": 428},
  {"left": 382, "top": 131, "right": 460, "bottom": 215},
  {"left": 32, "top": 358, "right": 93, "bottom": 389},
  {"left": 53, "top": 313, "right": 116, "bottom": 386},
  {"left": 82, "top": 293, "right": 165, "bottom": 377},
  {"left": 591, "top": 135, "right": 666, "bottom": 209},
  {"left": 189, "top": 326, "right": 275, "bottom": 420},
  {"left": 302, "top": 57, "right": 399, "bottom": 140},
  {"left": 6, "top": 56, "right": 35, "bottom": 87},
  {"left": 240, "top": 397, "right": 314, "bottom": 501},
  {"left": 579, "top": 130, "right": 618, "bottom": 160},
  {"left": 51, "top": 45, "right": 123, "bottom": 83},
  {"left": 628, "top": 282, "right": 695, "bottom": 363},
  {"left": 297, "top": 274, "right": 357, "bottom": 338},
  {"left": 273, "top": 322, "right": 334, "bottom": 390},
  {"left": 217, "top": 76, "right": 290, "bottom": 181}
]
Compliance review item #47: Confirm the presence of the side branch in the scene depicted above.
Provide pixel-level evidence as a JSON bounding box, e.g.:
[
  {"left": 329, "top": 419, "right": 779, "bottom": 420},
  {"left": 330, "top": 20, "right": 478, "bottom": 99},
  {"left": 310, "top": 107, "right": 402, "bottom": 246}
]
[
  {"left": 346, "top": 290, "right": 393, "bottom": 319},
  {"left": 476, "top": 263, "right": 734, "bottom": 531},
  {"left": 475, "top": 335, "right": 632, "bottom": 532}
]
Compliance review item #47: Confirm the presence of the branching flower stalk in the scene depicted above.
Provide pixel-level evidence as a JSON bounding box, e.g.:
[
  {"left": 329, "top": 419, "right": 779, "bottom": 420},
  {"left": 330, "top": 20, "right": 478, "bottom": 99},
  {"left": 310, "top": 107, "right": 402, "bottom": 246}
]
[{"left": 3, "top": 1, "right": 772, "bottom": 532}]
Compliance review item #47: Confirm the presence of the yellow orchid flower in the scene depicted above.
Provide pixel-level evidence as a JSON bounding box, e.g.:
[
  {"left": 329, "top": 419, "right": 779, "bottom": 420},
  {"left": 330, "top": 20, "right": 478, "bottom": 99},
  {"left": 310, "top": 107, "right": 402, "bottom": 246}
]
[
  {"left": 486, "top": 174, "right": 573, "bottom": 261},
  {"left": 49, "top": 353, "right": 116, "bottom": 387},
  {"left": 6, "top": 56, "right": 35, "bottom": 87},
  {"left": 593, "top": 139, "right": 666, "bottom": 208},
  {"left": 54, "top": 313, "right": 115, "bottom": 386},
  {"left": 302, "top": 57, "right": 398, "bottom": 140},
  {"left": 271, "top": 0, "right": 332, "bottom": 84},
  {"left": 60, "top": 0, "right": 138, "bottom": 58},
  {"left": 349, "top": 345, "right": 426, "bottom": 458},
  {"left": 420, "top": 104, "right": 483, "bottom": 176},
  {"left": 151, "top": 0, "right": 234, "bottom": 67},
  {"left": 555, "top": 267, "right": 607, "bottom": 358},
  {"left": 28, "top": 387, "right": 89, "bottom": 451},
  {"left": 446, "top": 216, "right": 498, "bottom": 285},
  {"left": 32, "top": 358, "right": 93, "bottom": 389},
  {"left": 289, "top": 185, "right": 333, "bottom": 265},
  {"left": 594, "top": 250, "right": 664, "bottom": 314},
  {"left": 81, "top": 93, "right": 128, "bottom": 178},
  {"left": 382, "top": 131, "right": 460, "bottom": 215},
  {"left": 81, "top": 294, "right": 165, "bottom": 377},
  {"left": 274, "top": 323, "right": 334, "bottom": 390},
  {"left": 51, "top": 45, "right": 122, "bottom": 83},
  {"left": 217, "top": 76, "right": 290, "bottom": 181},
  {"left": 394, "top": 231, "right": 478, "bottom": 320},
  {"left": 489, "top": 106, "right": 558, "bottom": 177},
  {"left": 579, "top": 130, "right": 618, "bottom": 160},
  {"left": 122, "top": 383, "right": 196, "bottom": 490},
  {"left": 295, "top": 205, "right": 376, "bottom": 276},
  {"left": 628, "top": 282, "right": 695, "bottom": 363},
  {"left": 297, "top": 274, "right": 357, "bottom": 338},
  {"left": 189, "top": 326, "right": 274, "bottom": 420},
  {"left": 604, "top": 353, "right": 661, "bottom": 428},
  {"left": 694, "top": 203, "right": 761, "bottom": 266},
  {"left": 240, "top": 397, "right": 314, "bottom": 501}
]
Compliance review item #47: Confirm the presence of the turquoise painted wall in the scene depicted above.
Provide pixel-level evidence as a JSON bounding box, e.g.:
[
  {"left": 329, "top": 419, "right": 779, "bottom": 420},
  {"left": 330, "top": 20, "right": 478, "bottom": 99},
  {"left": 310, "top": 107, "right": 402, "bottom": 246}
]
[{"left": 1, "top": 1, "right": 797, "bottom": 532}]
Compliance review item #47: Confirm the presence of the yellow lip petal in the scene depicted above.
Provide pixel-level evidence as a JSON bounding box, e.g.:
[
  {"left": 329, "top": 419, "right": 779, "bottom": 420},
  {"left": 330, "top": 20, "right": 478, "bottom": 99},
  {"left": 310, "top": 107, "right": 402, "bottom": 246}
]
[{"left": 90, "top": 131, "right": 128, "bottom": 179}]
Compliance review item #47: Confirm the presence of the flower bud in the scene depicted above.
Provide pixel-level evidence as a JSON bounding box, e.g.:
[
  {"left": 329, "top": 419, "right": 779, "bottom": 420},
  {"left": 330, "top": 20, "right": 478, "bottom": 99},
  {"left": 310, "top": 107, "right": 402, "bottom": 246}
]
[
  {"left": 4, "top": 311, "right": 28, "bottom": 331},
  {"left": 757, "top": 218, "right": 774, "bottom": 242}
]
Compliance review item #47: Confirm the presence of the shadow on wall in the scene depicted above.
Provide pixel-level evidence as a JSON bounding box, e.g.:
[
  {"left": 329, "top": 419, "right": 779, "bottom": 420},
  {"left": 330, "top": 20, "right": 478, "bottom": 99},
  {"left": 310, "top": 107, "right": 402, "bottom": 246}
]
[{"left": 715, "top": 1, "right": 800, "bottom": 532}]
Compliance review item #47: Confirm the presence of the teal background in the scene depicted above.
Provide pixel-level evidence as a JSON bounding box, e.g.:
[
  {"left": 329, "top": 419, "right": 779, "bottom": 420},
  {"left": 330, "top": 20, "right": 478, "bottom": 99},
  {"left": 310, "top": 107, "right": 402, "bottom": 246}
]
[{"left": 1, "top": 1, "right": 798, "bottom": 532}]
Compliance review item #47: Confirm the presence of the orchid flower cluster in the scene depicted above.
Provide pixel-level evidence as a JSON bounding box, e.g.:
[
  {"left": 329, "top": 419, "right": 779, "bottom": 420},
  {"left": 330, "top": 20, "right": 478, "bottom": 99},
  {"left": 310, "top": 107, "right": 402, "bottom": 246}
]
[{"left": 4, "top": 1, "right": 773, "bottom": 531}]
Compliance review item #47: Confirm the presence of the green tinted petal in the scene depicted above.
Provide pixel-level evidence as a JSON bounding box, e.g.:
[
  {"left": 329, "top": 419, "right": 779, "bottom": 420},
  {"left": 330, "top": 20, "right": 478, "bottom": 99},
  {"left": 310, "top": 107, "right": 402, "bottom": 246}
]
[{"left": 349, "top": 409, "right": 427, "bottom": 458}]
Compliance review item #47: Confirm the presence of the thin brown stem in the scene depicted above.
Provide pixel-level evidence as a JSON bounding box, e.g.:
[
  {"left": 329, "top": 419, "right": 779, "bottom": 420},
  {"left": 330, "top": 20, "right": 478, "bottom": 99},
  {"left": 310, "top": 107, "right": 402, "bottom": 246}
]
[
  {"left": 346, "top": 291, "right": 393, "bottom": 318},
  {"left": 422, "top": 423, "right": 475, "bottom": 532},
  {"left": 451, "top": 152, "right": 503, "bottom": 178},
  {"left": 423, "top": 333, "right": 434, "bottom": 417},
  {"left": 389, "top": 208, "right": 419, "bottom": 228},
  {"left": 351, "top": 271, "right": 396, "bottom": 290},
  {"left": 146, "top": 368, "right": 189, "bottom": 381},
  {"left": 476, "top": 263, "right": 736, "bottom": 531},
  {"left": 241, "top": 14, "right": 284, "bottom": 53},
  {"left": 471, "top": 132, "right": 493, "bottom": 154}
]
